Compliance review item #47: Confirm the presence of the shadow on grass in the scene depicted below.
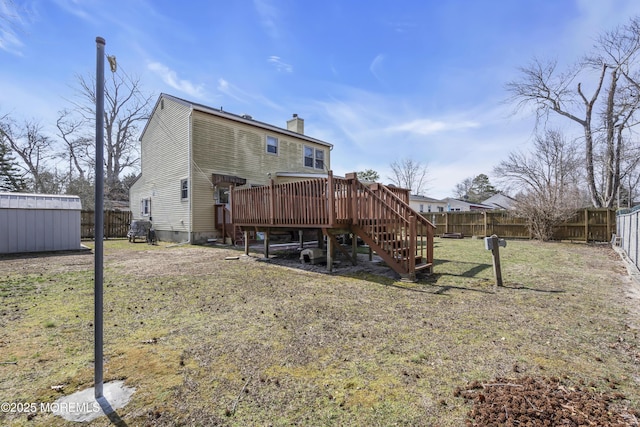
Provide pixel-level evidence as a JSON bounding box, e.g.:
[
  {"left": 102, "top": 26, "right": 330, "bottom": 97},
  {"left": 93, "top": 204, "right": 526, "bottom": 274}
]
[
  {"left": 250, "top": 249, "right": 566, "bottom": 296},
  {"left": 429, "top": 259, "right": 567, "bottom": 294},
  {"left": 433, "top": 259, "right": 492, "bottom": 277},
  {"left": 348, "top": 270, "right": 496, "bottom": 296},
  {"left": 501, "top": 283, "right": 566, "bottom": 293},
  {"left": 0, "top": 248, "right": 93, "bottom": 261},
  {"left": 97, "top": 397, "right": 128, "bottom": 427}
]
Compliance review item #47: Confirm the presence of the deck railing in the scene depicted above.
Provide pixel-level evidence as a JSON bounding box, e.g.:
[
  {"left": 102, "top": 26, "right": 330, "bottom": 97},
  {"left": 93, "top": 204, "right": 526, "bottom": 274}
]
[
  {"left": 233, "top": 173, "right": 364, "bottom": 227},
  {"left": 231, "top": 171, "right": 435, "bottom": 278}
]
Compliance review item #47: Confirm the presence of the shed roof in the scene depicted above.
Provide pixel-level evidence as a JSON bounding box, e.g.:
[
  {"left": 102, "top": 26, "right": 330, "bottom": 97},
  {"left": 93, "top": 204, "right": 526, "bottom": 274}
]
[{"left": 0, "top": 193, "right": 82, "bottom": 210}]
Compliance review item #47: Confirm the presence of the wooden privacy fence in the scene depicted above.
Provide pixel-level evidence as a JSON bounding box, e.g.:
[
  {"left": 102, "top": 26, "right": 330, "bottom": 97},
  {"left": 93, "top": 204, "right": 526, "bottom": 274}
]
[
  {"left": 616, "top": 207, "right": 640, "bottom": 271},
  {"left": 424, "top": 209, "right": 616, "bottom": 242},
  {"left": 81, "top": 210, "right": 132, "bottom": 239}
]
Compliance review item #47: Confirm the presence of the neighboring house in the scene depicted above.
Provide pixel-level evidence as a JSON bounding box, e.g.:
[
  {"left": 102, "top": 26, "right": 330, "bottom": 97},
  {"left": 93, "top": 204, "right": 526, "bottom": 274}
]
[
  {"left": 482, "top": 193, "right": 517, "bottom": 210},
  {"left": 129, "top": 93, "right": 333, "bottom": 244},
  {"left": 408, "top": 194, "right": 448, "bottom": 213},
  {"left": 441, "top": 197, "right": 494, "bottom": 212}
]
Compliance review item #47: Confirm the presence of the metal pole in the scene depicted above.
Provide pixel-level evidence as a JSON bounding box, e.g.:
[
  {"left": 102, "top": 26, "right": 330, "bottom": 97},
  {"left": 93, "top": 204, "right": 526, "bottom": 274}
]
[{"left": 94, "top": 36, "right": 105, "bottom": 400}]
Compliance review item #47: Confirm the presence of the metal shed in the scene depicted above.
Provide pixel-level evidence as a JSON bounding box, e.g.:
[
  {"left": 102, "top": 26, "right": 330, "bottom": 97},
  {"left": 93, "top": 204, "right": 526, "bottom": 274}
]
[{"left": 0, "top": 192, "right": 83, "bottom": 254}]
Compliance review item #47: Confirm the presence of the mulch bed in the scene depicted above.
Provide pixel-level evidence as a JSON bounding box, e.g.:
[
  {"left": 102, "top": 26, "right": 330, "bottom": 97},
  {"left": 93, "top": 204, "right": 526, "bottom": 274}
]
[{"left": 454, "top": 376, "right": 639, "bottom": 426}]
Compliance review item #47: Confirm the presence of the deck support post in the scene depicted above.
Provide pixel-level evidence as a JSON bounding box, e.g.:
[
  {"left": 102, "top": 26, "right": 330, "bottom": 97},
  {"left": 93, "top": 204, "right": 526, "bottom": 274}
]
[
  {"left": 221, "top": 207, "right": 227, "bottom": 243},
  {"left": 326, "top": 231, "right": 333, "bottom": 272},
  {"left": 264, "top": 229, "right": 270, "bottom": 258},
  {"left": 352, "top": 234, "right": 358, "bottom": 264},
  {"left": 298, "top": 230, "right": 303, "bottom": 250},
  {"left": 244, "top": 230, "right": 249, "bottom": 255},
  {"left": 369, "top": 246, "right": 373, "bottom": 261},
  {"left": 317, "top": 229, "right": 324, "bottom": 250}
]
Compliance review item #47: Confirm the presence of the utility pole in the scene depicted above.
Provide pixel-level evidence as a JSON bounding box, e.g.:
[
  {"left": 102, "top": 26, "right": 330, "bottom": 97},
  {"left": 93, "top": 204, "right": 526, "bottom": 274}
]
[{"left": 94, "top": 36, "right": 105, "bottom": 400}]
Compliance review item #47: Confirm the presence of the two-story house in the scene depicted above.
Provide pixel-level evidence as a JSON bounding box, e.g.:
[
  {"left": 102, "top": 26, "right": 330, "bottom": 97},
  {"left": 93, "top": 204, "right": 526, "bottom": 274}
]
[{"left": 129, "top": 93, "right": 333, "bottom": 244}]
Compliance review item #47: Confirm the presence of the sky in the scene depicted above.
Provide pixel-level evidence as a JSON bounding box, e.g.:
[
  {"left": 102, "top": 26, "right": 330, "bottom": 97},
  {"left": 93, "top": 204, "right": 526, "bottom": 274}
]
[{"left": 2, "top": 0, "right": 640, "bottom": 199}]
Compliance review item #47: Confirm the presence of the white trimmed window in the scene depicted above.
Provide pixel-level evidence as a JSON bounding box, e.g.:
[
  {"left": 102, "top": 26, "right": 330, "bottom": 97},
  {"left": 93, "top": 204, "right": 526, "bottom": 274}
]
[
  {"left": 266, "top": 135, "right": 278, "bottom": 154},
  {"left": 181, "top": 179, "right": 188, "bottom": 200},
  {"left": 304, "top": 146, "right": 325, "bottom": 170},
  {"left": 141, "top": 198, "right": 150, "bottom": 216}
]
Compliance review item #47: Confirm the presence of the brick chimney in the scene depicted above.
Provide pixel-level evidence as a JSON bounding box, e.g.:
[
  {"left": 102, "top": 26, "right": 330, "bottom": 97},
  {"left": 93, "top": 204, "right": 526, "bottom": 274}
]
[{"left": 287, "top": 113, "right": 304, "bottom": 134}]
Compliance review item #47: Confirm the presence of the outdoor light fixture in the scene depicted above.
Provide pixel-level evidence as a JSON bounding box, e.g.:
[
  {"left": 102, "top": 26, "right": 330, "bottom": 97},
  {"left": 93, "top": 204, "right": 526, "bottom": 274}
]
[{"left": 107, "top": 55, "right": 117, "bottom": 72}]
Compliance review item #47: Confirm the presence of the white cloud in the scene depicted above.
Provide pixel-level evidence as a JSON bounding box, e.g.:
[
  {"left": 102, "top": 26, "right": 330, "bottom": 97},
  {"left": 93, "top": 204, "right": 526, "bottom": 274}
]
[
  {"left": 388, "top": 118, "right": 479, "bottom": 135},
  {"left": 217, "top": 78, "right": 247, "bottom": 103},
  {"left": 0, "top": 0, "right": 27, "bottom": 54},
  {"left": 254, "top": 0, "right": 280, "bottom": 39},
  {"left": 217, "top": 78, "right": 283, "bottom": 111},
  {"left": 369, "top": 54, "right": 385, "bottom": 82},
  {"left": 301, "top": 85, "right": 536, "bottom": 199},
  {"left": 0, "top": 29, "right": 23, "bottom": 55},
  {"left": 268, "top": 56, "right": 293, "bottom": 73},
  {"left": 52, "top": 0, "right": 97, "bottom": 24},
  {"left": 147, "top": 62, "right": 204, "bottom": 98}
]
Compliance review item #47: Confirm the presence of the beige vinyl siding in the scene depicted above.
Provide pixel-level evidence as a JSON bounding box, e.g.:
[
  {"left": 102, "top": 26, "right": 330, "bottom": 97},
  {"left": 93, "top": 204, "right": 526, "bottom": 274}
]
[
  {"left": 129, "top": 97, "right": 191, "bottom": 236},
  {"left": 190, "top": 111, "right": 330, "bottom": 233}
]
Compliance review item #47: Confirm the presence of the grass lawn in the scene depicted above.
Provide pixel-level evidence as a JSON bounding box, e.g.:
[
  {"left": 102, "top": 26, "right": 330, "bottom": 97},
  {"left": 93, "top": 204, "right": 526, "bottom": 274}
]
[{"left": 0, "top": 238, "right": 638, "bottom": 426}]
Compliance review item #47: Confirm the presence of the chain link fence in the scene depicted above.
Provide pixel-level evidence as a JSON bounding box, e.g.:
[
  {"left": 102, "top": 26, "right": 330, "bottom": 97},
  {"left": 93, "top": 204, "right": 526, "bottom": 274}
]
[{"left": 616, "top": 206, "right": 640, "bottom": 272}]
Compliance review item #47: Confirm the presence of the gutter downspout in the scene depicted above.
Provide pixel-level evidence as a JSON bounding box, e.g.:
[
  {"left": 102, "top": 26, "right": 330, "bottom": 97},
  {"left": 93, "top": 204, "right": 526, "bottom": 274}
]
[{"left": 188, "top": 108, "right": 193, "bottom": 244}]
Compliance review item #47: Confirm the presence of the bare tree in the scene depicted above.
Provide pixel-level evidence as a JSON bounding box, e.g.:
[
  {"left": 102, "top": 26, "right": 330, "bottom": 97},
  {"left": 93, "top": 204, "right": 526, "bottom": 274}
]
[
  {"left": 56, "top": 109, "right": 92, "bottom": 181},
  {"left": 388, "top": 158, "right": 429, "bottom": 195},
  {"left": 506, "top": 16, "right": 640, "bottom": 208},
  {"left": 0, "top": 113, "right": 56, "bottom": 192},
  {"left": 66, "top": 71, "right": 153, "bottom": 200},
  {"left": 453, "top": 177, "right": 473, "bottom": 200},
  {"left": 494, "top": 129, "right": 583, "bottom": 240}
]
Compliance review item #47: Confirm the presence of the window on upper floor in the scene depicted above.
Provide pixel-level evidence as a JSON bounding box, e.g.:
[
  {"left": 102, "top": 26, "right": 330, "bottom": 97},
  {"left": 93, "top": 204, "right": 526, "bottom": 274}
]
[
  {"left": 304, "top": 145, "right": 325, "bottom": 170},
  {"left": 181, "top": 179, "right": 188, "bottom": 200},
  {"left": 266, "top": 135, "right": 278, "bottom": 155}
]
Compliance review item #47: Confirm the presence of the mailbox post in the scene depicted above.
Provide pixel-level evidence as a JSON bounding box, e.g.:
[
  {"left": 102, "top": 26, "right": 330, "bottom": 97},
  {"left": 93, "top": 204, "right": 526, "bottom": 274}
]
[{"left": 484, "top": 234, "right": 506, "bottom": 288}]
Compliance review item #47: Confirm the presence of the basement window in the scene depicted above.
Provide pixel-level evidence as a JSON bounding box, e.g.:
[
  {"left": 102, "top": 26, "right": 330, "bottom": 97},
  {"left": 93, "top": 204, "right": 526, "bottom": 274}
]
[{"left": 266, "top": 135, "right": 278, "bottom": 155}]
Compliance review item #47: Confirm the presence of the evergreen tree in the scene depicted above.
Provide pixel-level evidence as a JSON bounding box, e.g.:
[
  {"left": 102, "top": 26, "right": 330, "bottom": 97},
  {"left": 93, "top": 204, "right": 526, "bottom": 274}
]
[
  {"left": 453, "top": 174, "right": 499, "bottom": 203},
  {"left": 0, "top": 140, "right": 25, "bottom": 192},
  {"left": 469, "top": 174, "right": 499, "bottom": 202}
]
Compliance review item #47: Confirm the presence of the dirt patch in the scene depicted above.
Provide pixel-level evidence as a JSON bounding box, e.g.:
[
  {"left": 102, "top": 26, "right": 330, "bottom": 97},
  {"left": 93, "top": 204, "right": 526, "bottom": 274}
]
[{"left": 455, "top": 376, "right": 640, "bottom": 426}]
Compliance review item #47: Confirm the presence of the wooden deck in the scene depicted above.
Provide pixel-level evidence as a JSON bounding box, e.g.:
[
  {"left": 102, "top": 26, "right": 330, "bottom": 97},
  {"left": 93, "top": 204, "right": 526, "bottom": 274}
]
[{"left": 230, "top": 172, "right": 435, "bottom": 280}]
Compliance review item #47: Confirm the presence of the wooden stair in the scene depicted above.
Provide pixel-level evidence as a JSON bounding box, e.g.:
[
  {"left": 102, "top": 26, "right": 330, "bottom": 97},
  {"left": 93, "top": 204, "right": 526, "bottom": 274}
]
[{"left": 347, "top": 178, "right": 435, "bottom": 281}]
